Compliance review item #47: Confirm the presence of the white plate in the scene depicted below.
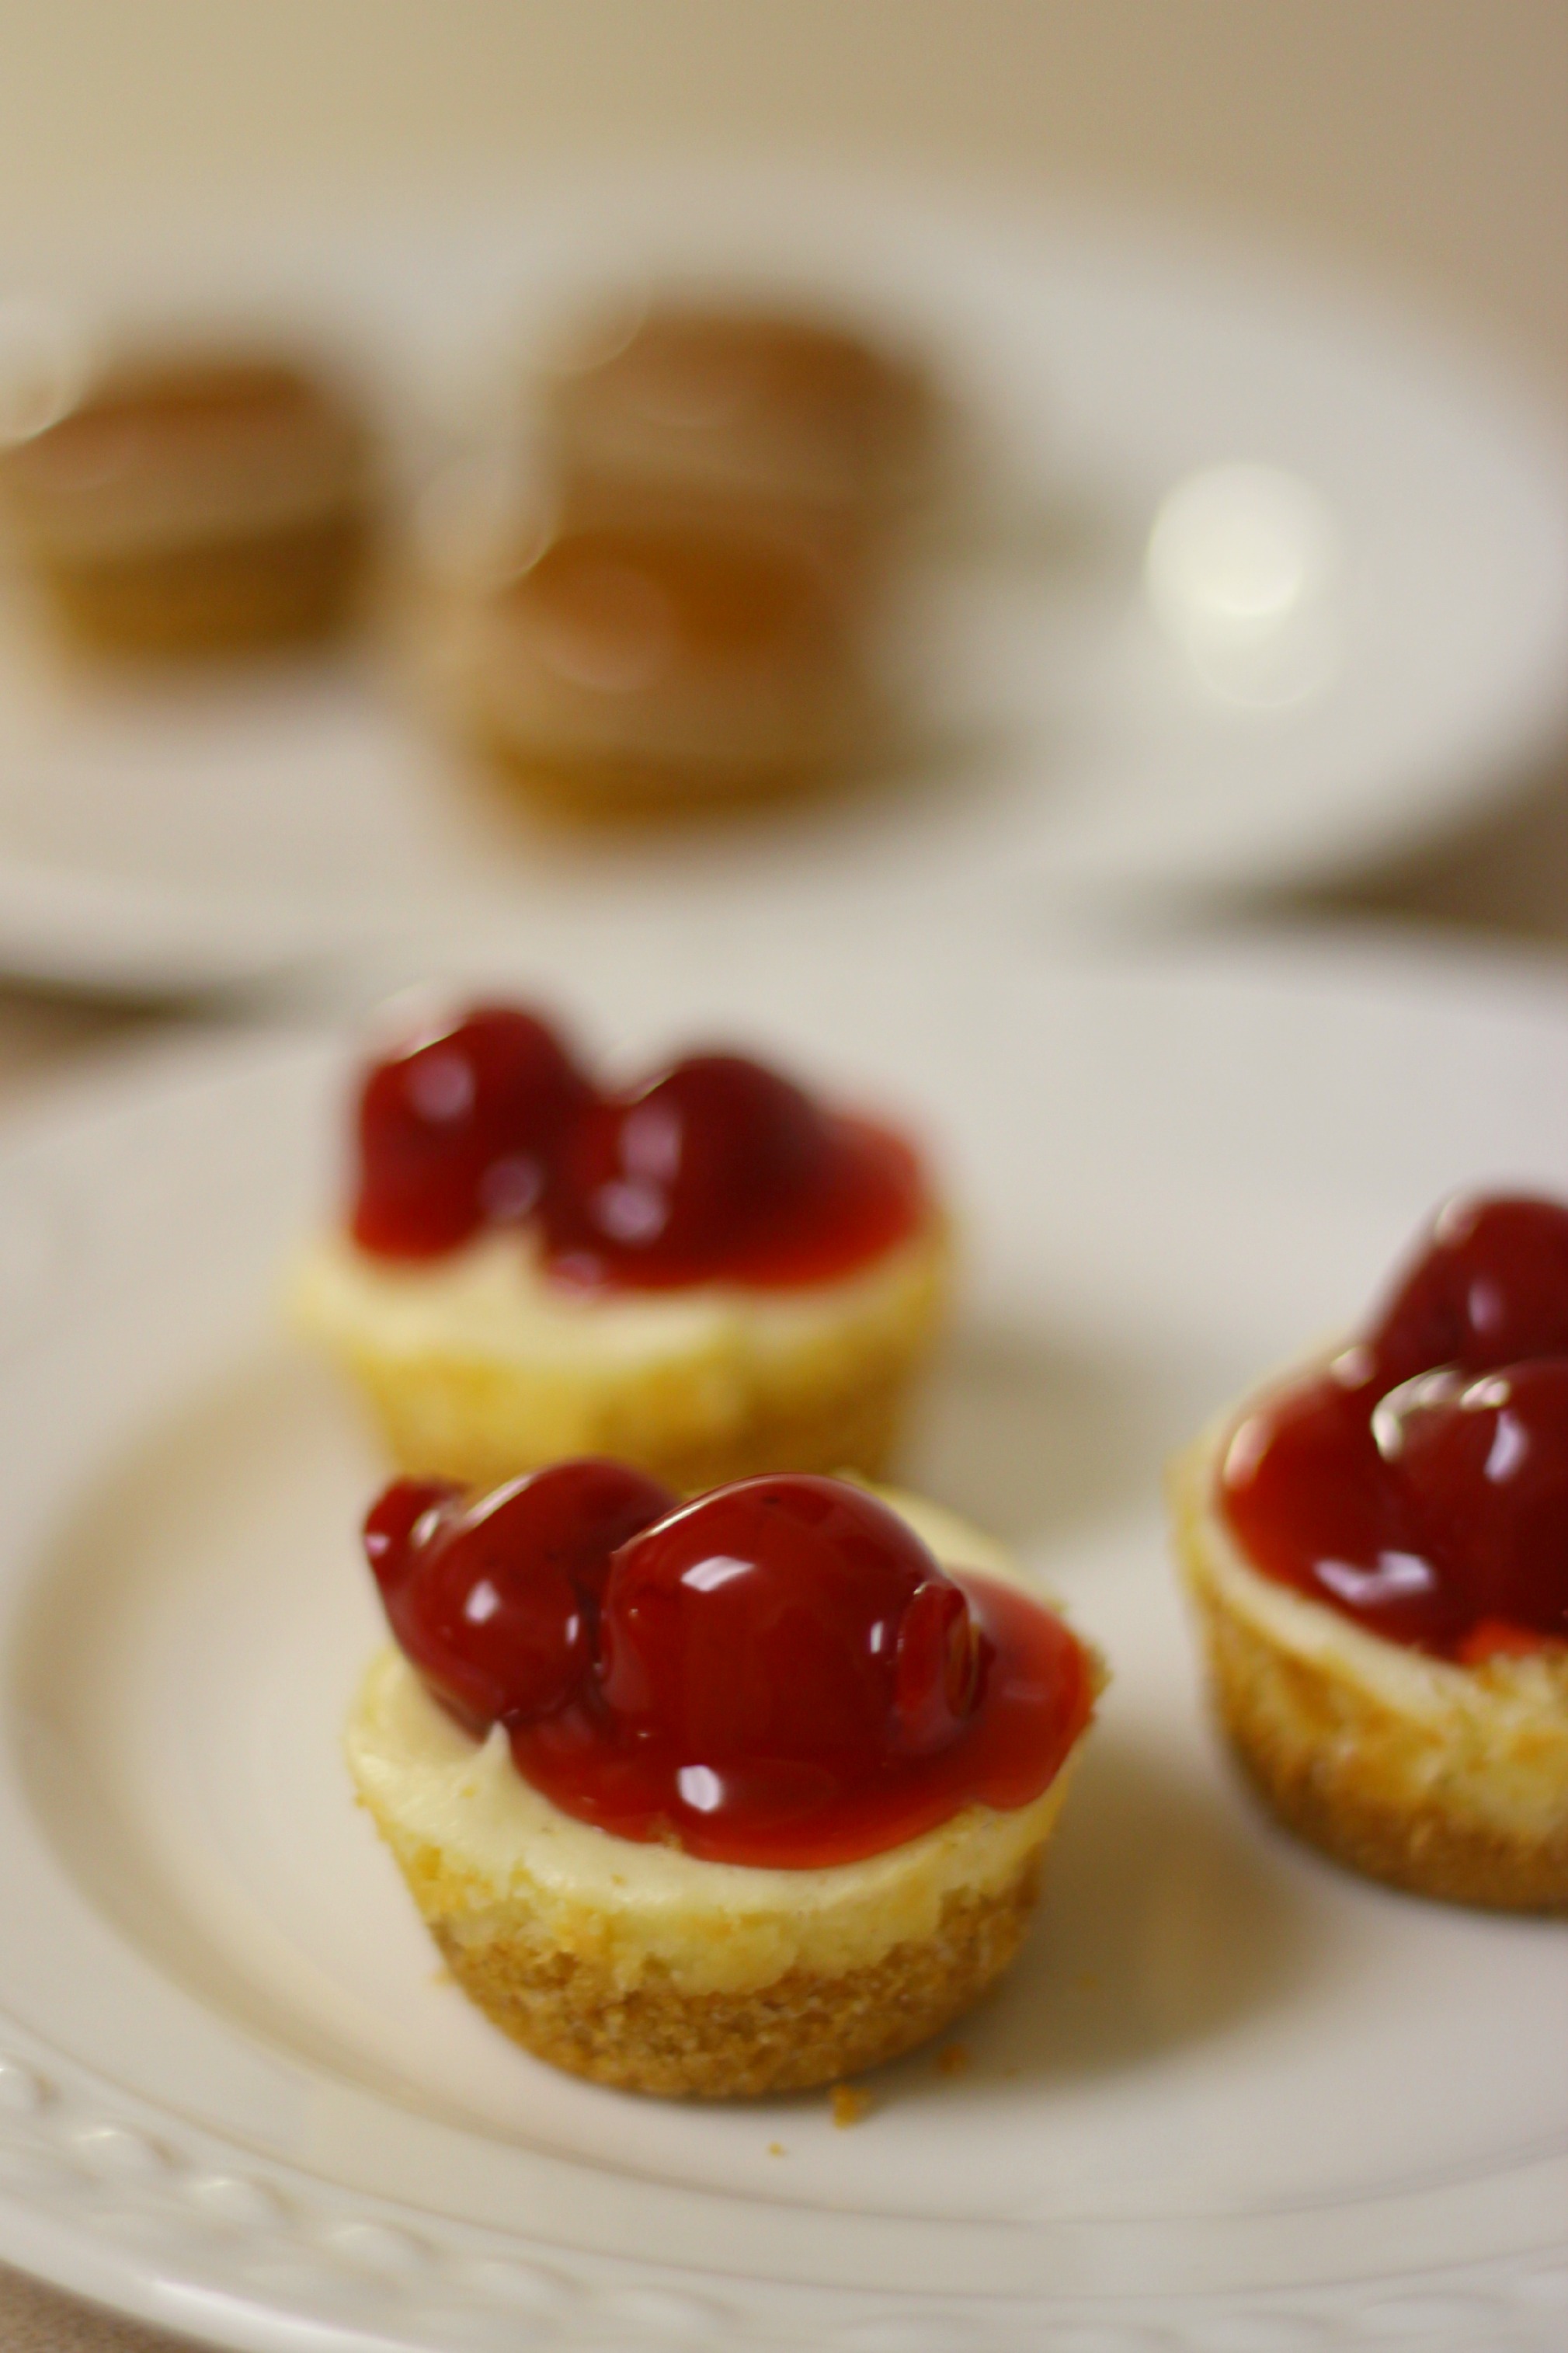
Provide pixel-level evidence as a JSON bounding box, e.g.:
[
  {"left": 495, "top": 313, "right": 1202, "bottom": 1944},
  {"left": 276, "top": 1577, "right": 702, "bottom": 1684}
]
[
  {"left": 0, "top": 924, "right": 1565, "bottom": 2353},
  {"left": 0, "top": 163, "right": 1565, "bottom": 992}
]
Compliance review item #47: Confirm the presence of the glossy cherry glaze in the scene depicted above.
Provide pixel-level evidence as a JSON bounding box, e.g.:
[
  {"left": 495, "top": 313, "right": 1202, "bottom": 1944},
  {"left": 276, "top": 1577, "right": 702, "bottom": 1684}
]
[
  {"left": 1365, "top": 1195, "right": 1568, "bottom": 1389},
  {"left": 363, "top": 1467, "right": 1093, "bottom": 1867},
  {"left": 352, "top": 1006, "right": 593, "bottom": 1258},
  {"left": 1220, "top": 1193, "right": 1568, "bottom": 1660},
  {"left": 366, "top": 1460, "right": 676, "bottom": 1732},
  {"left": 541, "top": 1056, "right": 921, "bottom": 1289},
  {"left": 349, "top": 1006, "right": 926, "bottom": 1287}
]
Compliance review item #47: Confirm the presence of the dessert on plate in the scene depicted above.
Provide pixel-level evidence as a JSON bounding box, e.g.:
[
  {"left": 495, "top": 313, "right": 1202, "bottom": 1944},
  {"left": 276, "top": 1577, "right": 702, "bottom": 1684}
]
[
  {"left": 346, "top": 1463, "right": 1100, "bottom": 2094},
  {"left": 539, "top": 299, "right": 942, "bottom": 569},
  {"left": 1170, "top": 1192, "right": 1568, "bottom": 1909},
  {"left": 291, "top": 1002, "right": 950, "bottom": 1492},
  {"left": 453, "top": 517, "right": 883, "bottom": 814},
  {"left": 0, "top": 349, "right": 374, "bottom": 654}
]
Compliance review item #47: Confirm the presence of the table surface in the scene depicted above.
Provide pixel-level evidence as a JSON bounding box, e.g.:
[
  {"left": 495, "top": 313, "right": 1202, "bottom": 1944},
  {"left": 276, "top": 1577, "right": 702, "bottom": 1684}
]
[{"left": 0, "top": 5, "right": 1564, "bottom": 2345}]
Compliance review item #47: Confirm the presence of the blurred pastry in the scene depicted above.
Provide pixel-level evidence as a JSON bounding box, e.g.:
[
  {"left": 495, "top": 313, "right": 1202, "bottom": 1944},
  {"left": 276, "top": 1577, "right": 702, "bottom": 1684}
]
[
  {"left": 347, "top": 1464, "right": 1100, "bottom": 2095},
  {"left": 455, "top": 519, "right": 884, "bottom": 813},
  {"left": 0, "top": 350, "right": 374, "bottom": 654},
  {"left": 290, "top": 1001, "right": 951, "bottom": 1492},
  {"left": 541, "top": 301, "right": 942, "bottom": 566},
  {"left": 1170, "top": 1193, "right": 1568, "bottom": 1910}
]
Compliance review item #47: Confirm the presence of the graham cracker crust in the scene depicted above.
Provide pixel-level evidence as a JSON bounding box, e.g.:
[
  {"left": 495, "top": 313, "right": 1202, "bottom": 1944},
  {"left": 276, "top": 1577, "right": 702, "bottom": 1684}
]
[
  {"left": 1192, "top": 1583, "right": 1568, "bottom": 1912},
  {"left": 391, "top": 1834, "right": 1042, "bottom": 2097},
  {"left": 475, "top": 722, "right": 859, "bottom": 823}
]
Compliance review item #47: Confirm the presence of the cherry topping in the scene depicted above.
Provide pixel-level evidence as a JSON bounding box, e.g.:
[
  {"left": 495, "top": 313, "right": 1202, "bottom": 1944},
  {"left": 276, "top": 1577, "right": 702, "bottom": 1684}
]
[
  {"left": 351, "top": 1006, "right": 592, "bottom": 1259},
  {"left": 347, "top": 1002, "right": 927, "bottom": 1290},
  {"left": 363, "top": 1460, "right": 675, "bottom": 1731},
  {"left": 598, "top": 1476, "right": 986, "bottom": 1769},
  {"left": 363, "top": 1477, "right": 460, "bottom": 1590},
  {"left": 1221, "top": 1192, "right": 1568, "bottom": 1659},
  {"left": 543, "top": 1054, "right": 830, "bottom": 1283},
  {"left": 1365, "top": 1194, "right": 1568, "bottom": 1388},
  {"left": 893, "top": 1575, "right": 987, "bottom": 1755},
  {"left": 362, "top": 1464, "right": 1094, "bottom": 1867},
  {"left": 1222, "top": 1373, "right": 1465, "bottom": 1653},
  {"left": 1374, "top": 1362, "right": 1568, "bottom": 1648}
]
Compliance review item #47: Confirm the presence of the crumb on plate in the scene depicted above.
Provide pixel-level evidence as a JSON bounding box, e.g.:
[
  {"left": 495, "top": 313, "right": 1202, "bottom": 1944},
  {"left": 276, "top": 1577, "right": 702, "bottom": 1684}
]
[{"left": 831, "top": 2084, "right": 873, "bottom": 2128}]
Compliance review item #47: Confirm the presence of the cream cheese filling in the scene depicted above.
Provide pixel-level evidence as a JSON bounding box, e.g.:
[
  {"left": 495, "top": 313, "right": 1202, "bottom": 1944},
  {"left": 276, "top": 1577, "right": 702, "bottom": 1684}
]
[
  {"left": 346, "top": 1489, "right": 1087, "bottom": 1994},
  {"left": 291, "top": 1218, "right": 943, "bottom": 1374}
]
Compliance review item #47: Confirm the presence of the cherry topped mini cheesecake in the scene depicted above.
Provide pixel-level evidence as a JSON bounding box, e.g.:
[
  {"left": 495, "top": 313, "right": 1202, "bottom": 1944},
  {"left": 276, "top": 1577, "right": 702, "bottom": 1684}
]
[
  {"left": 346, "top": 1463, "right": 1099, "bottom": 2094},
  {"left": 0, "top": 350, "right": 374, "bottom": 655},
  {"left": 290, "top": 1002, "right": 951, "bottom": 1492},
  {"left": 457, "top": 518, "right": 882, "bottom": 813},
  {"left": 1170, "top": 1194, "right": 1568, "bottom": 1909}
]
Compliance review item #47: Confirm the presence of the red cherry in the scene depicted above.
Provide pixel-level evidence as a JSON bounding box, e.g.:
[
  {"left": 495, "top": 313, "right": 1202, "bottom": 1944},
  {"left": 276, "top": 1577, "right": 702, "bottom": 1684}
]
[
  {"left": 541, "top": 1053, "right": 831, "bottom": 1283},
  {"left": 598, "top": 1475, "right": 986, "bottom": 1770},
  {"left": 1373, "top": 1360, "right": 1568, "bottom": 1645},
  {"left": 1220, "top": 1371, "right": 1458, "bottom": 1650},
  {"left": 1366, "top": 1195, "right": 1568, "bottom": 1388},
  {"left": 363, "top": 1459, "right": 676, "bottom": 1728},
  {"left": 352, "top": 1004, "right": 593, "bottom": 1259},
  {"left": 893, "top": 1578, "right": 985, "bottom": 1755},
  {"left": 363, "top": 1477, "right": 462, "bottom": 1597}
]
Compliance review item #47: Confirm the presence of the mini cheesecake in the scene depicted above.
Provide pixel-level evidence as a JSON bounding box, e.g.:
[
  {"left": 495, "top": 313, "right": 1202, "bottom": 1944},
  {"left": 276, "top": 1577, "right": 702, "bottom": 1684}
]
[
  {"left": 539, "top": 301, "right": 941, "bottom": 570},
  {"left": 291, "top": 1004, "right": 950, "bottom": 1492},
  {"left": 0, "top": 350, "right": 374, "bottom": 655},
  {"left": 346, "top": 1468, "right": 1100, "bottom": 2096},
  {"left": 449, "top": 520, "right": 883, "bottom": 815},
  {"left": 1170, "top": 1195, "right": 1568, "bottom": 1911}
]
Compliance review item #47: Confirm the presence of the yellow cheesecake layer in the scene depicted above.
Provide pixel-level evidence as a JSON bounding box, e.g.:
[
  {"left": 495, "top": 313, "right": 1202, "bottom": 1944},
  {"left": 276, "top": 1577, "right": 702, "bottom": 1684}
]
[{"left": 290, "top": 1217, "right": 950, "bottom": 1492}]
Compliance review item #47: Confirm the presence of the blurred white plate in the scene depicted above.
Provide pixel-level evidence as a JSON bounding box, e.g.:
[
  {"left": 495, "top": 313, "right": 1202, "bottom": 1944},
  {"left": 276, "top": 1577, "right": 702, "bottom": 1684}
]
[
  {"left": 0, "top": 922, "right": 1564, "bottom": 2351},
  {"left": 0, "top": 165, "right": 1563, "bottom": 994}
]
